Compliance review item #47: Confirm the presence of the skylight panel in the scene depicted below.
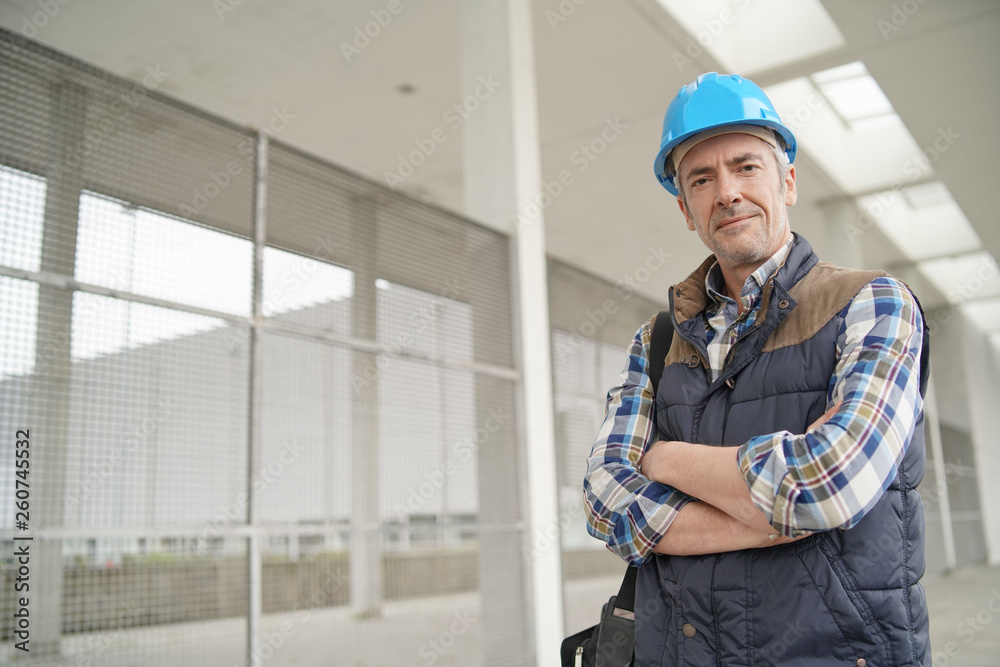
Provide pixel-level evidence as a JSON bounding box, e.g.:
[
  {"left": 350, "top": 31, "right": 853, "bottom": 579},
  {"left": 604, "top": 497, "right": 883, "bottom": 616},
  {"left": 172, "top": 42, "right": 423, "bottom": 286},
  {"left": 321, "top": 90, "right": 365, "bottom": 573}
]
[
  {"left": 810, "top": 61, "right": 867, "bottom": 83},
  {"left": 655, "top": 0, "right": 845, "bottom": 74},
  {"left": 817, "top": 76, "right": 894, "bottom": 122},
  {"left": 918, "top": 251, "right": 1000, "bottom": 307},
  {"left": 765, "top": 65, "right": 928, "bottom": 193},
  {"left": 855, "top": 183, "right": 981, "bottom": 262},
  {"left": 809, "top": 61, "right": 896, "bottom": 129},
  {"left": 902, "top": 181, "right": 953, "bottom": 208}
]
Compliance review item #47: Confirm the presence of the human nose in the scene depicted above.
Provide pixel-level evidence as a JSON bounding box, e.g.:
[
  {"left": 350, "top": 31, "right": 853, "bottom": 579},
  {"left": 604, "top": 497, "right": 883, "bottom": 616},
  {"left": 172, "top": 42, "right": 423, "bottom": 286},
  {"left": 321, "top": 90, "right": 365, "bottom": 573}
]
[{"left": 714, "top": 171, "right": 742, "bottom": 208}]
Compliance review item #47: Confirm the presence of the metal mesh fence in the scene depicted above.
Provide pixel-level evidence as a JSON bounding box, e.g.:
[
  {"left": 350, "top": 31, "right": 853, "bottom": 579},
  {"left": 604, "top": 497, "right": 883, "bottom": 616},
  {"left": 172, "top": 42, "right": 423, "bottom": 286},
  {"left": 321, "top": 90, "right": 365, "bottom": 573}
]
[
  {"left": 0, "top": 27, "right": 530, "bottom": 666},
  {"left": 547, "top": 258, "right": 668, "bottom": 632}
]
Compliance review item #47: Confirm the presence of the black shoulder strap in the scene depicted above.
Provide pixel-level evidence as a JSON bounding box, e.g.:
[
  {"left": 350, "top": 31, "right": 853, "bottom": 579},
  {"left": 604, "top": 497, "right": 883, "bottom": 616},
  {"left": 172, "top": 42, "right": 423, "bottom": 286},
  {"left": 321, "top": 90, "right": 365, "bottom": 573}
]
[
  {"left": 648, "top": 310, "right": 674, "bottom": 397},
  {"left": 615, "top": 562, "right": 638, "bottom": 612},
  {"left": 616, "top": 310, "right": 674, "bottom": 613}
]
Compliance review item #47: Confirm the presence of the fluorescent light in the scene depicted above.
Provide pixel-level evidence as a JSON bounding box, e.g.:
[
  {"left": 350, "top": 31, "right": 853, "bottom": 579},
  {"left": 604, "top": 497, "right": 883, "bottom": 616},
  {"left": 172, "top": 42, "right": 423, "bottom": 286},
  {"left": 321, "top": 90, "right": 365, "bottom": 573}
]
[
  {"left": 856, "top": 183, "right": 981, "bottom": 262},
  {"left": 655, "top": 0, "right": 845, "bottom": 74}
]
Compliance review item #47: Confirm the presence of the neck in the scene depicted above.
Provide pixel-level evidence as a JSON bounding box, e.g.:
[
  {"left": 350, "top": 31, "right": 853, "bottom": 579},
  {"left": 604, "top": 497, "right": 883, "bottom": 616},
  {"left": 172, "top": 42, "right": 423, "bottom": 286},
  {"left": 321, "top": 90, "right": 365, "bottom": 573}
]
[
  {"left": 717, "top": 232, "right": 793, "bottom": 314},
  {"left": 721, "top": 267, "right": 755, "bottom": 315}
]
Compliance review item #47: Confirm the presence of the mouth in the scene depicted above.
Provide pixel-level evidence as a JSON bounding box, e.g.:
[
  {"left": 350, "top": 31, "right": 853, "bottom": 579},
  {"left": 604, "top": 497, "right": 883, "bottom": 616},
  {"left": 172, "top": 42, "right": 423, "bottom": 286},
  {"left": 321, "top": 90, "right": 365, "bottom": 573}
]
[{"left": 714, "top": 214, "right": 757, "bottom": 231}]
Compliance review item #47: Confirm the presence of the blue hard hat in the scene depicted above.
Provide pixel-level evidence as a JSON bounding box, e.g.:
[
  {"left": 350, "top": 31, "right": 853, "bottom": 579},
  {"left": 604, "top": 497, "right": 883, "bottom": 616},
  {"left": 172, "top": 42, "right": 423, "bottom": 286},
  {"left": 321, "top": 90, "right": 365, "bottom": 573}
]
[{"left": 654, "top": 73, "right": 797, "bottom": 196}]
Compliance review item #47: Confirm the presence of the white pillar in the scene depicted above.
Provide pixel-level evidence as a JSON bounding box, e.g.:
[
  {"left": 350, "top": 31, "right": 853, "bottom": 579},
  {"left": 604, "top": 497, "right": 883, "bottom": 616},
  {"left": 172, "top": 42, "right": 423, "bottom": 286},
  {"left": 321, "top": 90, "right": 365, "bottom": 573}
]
[
  {"left": 349, "top": 195, "right": 383, "bottom": 616},
  {"left": 461, "top": 2, "right": 564, "bottom": 666},
  {"left": 820, "top": 199, "right": 864, "bottom": 268},
  {"left": 923, "top": 377, "right": 957, "bottom": 571},
  {"left": 962, "top": 315, "right": 1000, "bottom": 564},
  {"left": 31, "top": 80, "right": 88, "bottom": 658},
  {"left": 247, "top": 131, "right": 268, "bottom": 666}
]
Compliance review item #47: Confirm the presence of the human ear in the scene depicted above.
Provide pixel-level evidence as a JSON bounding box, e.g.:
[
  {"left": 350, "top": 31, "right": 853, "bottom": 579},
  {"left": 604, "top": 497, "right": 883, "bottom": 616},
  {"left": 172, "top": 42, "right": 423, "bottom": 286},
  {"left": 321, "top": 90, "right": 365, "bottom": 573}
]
[
  {"left": 783, "top": 165, "right": 797, "bottom": 207},
  {"left": 676, "top": 194, "right": 696, "bottom": 231}
]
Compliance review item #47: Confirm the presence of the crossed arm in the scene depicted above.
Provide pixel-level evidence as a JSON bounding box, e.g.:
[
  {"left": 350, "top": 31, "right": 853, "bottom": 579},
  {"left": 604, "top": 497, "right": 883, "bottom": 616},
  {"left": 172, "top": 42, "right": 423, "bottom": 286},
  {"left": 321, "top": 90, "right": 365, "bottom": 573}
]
[
  {"left": 643, "top": 404, "right": 838, "bottom": 556},
  {"left": 582, "top": 278, "right": 925, "bottom": 565}
]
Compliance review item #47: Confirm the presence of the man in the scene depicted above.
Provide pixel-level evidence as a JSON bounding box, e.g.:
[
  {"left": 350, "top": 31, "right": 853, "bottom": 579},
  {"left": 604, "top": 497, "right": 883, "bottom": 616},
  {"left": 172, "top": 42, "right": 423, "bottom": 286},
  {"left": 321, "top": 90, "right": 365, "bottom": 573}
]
[{"left": 583, "top": 72, "right": 930, "bottom": 665}]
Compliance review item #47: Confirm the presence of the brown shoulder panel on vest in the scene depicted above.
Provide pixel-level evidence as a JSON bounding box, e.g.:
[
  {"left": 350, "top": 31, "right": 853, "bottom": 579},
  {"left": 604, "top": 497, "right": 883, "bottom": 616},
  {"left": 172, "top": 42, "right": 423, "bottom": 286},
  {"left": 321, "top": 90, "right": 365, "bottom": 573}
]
[
  {"left": 664, "top": 333, "right": 699, "bottom": 368},
  {"left": 672, "top": 254, "right": 716, "bottom": 324},
  {"left": 761, "top": 262, "right": 887, "bottom": 353},
  {"left": 662, "top": 254, "right": 717, "bottom": 370}
]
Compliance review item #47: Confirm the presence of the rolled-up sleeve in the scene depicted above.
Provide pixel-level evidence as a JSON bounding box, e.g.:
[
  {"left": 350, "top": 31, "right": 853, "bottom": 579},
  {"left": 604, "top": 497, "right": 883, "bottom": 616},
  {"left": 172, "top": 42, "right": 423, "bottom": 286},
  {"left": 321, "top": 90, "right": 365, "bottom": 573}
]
[
  {"left": 737, "top": 277, "right": 925, "bottom": 536},
  {"left": 584, "top": 318, "right": 694, "bottom": 565}
]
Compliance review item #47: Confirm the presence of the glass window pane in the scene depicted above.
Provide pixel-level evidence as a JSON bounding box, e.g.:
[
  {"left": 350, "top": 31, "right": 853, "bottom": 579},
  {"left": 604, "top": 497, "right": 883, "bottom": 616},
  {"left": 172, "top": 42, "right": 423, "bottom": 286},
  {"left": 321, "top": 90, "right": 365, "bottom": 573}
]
[
  {"left": 376, "top": 280, "right": 478, "bottom": 541},
  {"left": 0, "top": 276, "right": 38, "bottom": 380},
  {"left": 71, "top": 292, "right": 227, "bottom": 361},
  {"left": 376, "top": 279, "right": 472, "bottom": 363},
  {"left": 76, "top": 192, "right": 253, "bottom": 315},
  {"left": 552, "top": 330, "right": 597, "bottom": 392},
  {"left": 262, "top": 246, "right": 354, "bottom": 334},
  {"left": 0, "top": 164, "right": 46, "bottom": 272},
  {"left": 258, "top": 331, "right": 353, "bottom": 524},
  {"left": 66, "top": 292, "right": 249, "bottom": 528}
]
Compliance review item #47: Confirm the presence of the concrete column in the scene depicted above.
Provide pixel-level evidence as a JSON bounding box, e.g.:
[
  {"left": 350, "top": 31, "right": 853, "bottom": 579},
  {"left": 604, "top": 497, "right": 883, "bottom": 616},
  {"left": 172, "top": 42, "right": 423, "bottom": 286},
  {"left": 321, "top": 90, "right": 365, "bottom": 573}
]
[
  {"left": 925, "top": 305, "right": 988, "bottom": 567},
  {"left": 923, "top": 377, "right": 957, "bottom": 571},
  {"left": 29, "top": 80, "right": 88, "bottom": 658},
  {"left": 462, "top": 2, "right": 564, "bottom": 665},
  {"left": 349, "top": 194, "right": 382, "bottom": 616},
  {"left": 247, "top": 132, "right": 268, "bottom": 667},
  {"left": 820, "top": 199, "right": 864, "bottom": 269},
  {"left": 961, "top": 315, "right": 1000, "bottom": 564}
]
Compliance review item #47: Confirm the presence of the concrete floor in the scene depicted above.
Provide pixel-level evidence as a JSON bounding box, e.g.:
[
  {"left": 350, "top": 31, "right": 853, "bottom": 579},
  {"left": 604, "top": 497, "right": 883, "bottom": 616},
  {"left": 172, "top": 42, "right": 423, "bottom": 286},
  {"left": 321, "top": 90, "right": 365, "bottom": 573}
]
[
  {"left": 3, "top": 563, "right": 998, "bottom": 666},
  {"left": 919, "top": 563, "right": 1000, "bottom": 667}
]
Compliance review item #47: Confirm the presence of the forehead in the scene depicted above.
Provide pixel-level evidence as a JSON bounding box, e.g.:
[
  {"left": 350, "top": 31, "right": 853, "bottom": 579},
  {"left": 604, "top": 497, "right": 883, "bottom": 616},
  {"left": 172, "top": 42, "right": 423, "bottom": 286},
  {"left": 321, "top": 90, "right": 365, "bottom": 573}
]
[{"left": 678, "top": 132, "right": 774, "bottom": 174}]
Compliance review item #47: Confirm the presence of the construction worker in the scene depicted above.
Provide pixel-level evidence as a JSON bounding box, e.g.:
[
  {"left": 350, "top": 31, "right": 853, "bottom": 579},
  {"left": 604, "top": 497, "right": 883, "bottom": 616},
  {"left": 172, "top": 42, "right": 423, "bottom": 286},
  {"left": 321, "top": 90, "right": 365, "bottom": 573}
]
[{"left": 584, "top": 72, "right": 930, "bottom": 665}]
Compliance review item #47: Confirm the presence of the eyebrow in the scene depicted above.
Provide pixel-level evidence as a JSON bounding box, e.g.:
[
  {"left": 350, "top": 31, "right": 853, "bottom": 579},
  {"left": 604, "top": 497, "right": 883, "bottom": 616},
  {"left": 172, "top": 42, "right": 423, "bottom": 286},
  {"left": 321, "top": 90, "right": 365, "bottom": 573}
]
[{"left": 684, "top": 152, "right": 766, "bottom": 180}]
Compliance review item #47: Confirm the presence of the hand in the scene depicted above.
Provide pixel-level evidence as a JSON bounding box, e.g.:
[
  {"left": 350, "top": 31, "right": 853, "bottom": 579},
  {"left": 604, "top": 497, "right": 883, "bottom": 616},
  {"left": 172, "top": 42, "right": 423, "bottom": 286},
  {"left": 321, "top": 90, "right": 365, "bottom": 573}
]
[
  {"left": 654, "top": 501, "right": 811, "bottom": 555},
  {"left": 807, "top": 401, "right": 843, "bottom": 432}
]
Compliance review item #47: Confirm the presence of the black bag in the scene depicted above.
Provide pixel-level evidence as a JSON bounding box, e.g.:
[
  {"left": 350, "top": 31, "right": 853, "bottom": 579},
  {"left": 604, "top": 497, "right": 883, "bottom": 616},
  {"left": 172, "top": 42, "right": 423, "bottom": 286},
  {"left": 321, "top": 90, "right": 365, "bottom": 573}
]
[
  {"left": 560, "top": 567, "right": 638, "bottom": 666},
  {"left": 560, "top": 311, "right": 674, "bottom": 667}
]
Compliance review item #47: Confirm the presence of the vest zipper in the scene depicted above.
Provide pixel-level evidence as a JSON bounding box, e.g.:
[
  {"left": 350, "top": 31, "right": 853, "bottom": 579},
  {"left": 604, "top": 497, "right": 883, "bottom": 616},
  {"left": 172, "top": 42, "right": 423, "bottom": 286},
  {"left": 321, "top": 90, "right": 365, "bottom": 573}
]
[
  {"left": 721, "top": 281, "right": 777, "bottom": 372},
  {"left": 719, "top": 284, "right": 777, "bottom": 444},
  {"left": 720, "top": 379, "right": 736, "bottom": 444}
]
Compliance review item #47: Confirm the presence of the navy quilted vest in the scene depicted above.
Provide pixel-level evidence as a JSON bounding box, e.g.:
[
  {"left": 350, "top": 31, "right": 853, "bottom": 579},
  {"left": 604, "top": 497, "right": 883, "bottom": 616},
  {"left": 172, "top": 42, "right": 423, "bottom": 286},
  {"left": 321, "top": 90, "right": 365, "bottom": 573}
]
[{"left": 633, "top": 236, "right": 930, "bottom": 666}]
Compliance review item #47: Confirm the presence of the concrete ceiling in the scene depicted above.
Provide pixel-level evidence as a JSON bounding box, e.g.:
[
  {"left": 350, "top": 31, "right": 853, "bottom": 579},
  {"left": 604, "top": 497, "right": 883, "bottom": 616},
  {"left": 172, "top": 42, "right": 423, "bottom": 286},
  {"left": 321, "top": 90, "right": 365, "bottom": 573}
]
[{"left": 1, "top": 0, "right": 997, "bottom": 309}]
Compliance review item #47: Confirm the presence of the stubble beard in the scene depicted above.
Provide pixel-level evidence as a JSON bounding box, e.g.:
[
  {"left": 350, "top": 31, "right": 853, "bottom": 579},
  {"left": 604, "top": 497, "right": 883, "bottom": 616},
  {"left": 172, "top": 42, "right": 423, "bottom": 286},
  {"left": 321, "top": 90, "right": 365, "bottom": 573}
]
[{"left": 704, "top": 205, "right": 778, "bottom": 267}]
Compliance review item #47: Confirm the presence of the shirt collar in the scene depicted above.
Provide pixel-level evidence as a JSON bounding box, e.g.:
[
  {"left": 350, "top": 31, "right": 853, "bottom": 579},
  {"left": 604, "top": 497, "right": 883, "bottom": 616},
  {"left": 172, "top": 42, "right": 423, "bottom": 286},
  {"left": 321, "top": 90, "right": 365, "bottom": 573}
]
[{"left": 705, "top": 236, "right": 794, "bottom": 309}]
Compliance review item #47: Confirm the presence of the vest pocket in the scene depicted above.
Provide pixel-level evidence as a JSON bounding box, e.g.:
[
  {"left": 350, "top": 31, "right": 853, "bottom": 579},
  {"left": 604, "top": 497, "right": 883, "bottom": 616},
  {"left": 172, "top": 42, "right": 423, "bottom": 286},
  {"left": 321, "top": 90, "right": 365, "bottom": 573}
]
[{"left": 785, "top": 536, "right": 892, "bottom": 664}]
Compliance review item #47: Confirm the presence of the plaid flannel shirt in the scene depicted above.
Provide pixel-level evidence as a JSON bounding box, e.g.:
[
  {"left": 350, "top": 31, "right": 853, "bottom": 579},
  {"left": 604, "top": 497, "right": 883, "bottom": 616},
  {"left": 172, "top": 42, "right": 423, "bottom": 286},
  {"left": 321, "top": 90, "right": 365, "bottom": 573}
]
[{"left": 584, "top": 243, "right": 924, "bottom": 565}]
